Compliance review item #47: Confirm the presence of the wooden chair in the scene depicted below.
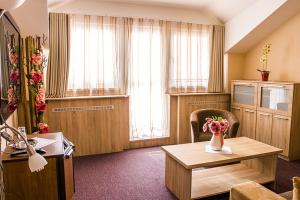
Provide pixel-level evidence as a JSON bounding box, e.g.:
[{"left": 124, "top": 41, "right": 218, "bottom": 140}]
[{"left": 190, "top": 108, "right": 240, "bottom": 142}]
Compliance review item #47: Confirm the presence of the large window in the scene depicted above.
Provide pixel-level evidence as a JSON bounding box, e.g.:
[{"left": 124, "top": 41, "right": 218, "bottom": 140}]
[
  {"left": 67, "top": 15, "right": 212, "bottom": 139},
  {"left": 169, "top": 23, "right": 210, "bottom": 93},
  {"left": 127, "top": 19, "right": 169, "bottom": 139},
  {"left": 68, "top": 15, "right": 124, "bottom": 96}
]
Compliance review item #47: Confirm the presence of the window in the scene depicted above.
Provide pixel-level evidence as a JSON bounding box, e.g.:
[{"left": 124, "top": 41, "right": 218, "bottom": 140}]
[
  {"left": 127, "top": 19, "right": 169, "bottom": 139},
  {"left": 68, "top": 15, "right": 124, "bottom": 96},
  {"left": 169, "top": 23, "right": 210, "bottom": 93},
  {"left": 67, "top": 15, "right": 213, "bottom": 140}
]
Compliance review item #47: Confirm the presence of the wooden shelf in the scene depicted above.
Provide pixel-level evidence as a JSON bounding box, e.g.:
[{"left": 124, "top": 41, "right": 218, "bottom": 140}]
[{"left": 191, "top": 163, "right": 274, "bottom": 199}]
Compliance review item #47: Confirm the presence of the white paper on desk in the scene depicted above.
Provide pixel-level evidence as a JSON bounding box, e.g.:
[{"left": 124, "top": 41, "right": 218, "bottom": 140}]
[
  {"left": 32, "top": 137, "right": 56, "bottom": 149},
  {"left": 205, "top": 145, "right": 233, "bottom": 154}
]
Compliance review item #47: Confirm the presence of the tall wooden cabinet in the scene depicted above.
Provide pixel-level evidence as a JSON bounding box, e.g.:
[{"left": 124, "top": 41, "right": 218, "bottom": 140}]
[{"left": 231, "top": 80, "right": 300, "bottom": 161}]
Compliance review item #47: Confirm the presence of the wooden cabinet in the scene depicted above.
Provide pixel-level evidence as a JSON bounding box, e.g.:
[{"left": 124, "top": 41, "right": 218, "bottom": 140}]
[
  {"left": 232, "top": 80, "right": 300, "bottom": 160},
  {"left": 231, "top": 107, "right": 243, "bottom": 137},
  {"left": 271, "top": 115, "right": 291, "bottom": 157},
  {"left": 256, "top": 111, "right": 272, "bottom": 144},
  {"left": 231, "top": 106, "right": 256, "bottom": 139},
  {"left": 242, "top": 108, "right": 256, "bottom": 139},
  {"left": 2, "top": 133, "right": 75, "bottom": 200},
  {"left": 231, "top": 81, "right": 257, "bottom": 109}
]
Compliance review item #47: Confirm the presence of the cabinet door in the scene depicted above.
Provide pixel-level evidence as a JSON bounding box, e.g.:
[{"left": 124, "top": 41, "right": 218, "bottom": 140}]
[
  {"left": 241, "top": 108, "right": 256, "bottom": 139},
  {"left": 231, "top": 106, "right": 243, "bottom": 137},
  {"left": 258, "top": 84, "right": 293, "bottom": 115},
  {"left": 271, "top": 115, "right": 291, "bottom": 156},
  {"left": 231, "top": 82, "right": 257, "bottom": 109},
  {"left": 255, "top": 111, "right": 272, "bottom": 144}
]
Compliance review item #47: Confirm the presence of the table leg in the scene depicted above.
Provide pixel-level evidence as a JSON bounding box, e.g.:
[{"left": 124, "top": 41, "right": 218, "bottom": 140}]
[{"left": 165, "top": 154, "right": 192, "bottom": 200}]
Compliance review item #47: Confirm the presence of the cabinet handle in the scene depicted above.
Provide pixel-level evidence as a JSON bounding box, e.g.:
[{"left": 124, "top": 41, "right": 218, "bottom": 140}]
[
  {"left": 245, "top": 109, "right": 255, "bottom": 113},
  {"left": 232, "top": 107, "right": 241, "bottom": 111},
  {"left": 259, "top": 113, "right": 270, "bottom": 116},
  {"left": 274, "top": 115, "right": 289, "bottom": 120}
]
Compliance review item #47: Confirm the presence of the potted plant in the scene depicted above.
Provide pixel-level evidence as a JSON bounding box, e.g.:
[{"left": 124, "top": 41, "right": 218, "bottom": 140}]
[
  {"left": 202, "top": 116, "right": 230, "bottom": 151},
  {"left": 257, "top": 43, "right": 271, "bottom": 81}
]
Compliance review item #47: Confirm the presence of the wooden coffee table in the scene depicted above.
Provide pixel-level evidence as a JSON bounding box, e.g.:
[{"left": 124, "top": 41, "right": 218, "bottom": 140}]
[{"left": 161, "top": 137, "right": 283, "bottom": 200}]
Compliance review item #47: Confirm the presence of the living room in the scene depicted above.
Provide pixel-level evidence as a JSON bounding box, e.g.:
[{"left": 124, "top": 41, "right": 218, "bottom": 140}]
[{"left": 0, "top": 0, "right": 300, "bottom": 200}]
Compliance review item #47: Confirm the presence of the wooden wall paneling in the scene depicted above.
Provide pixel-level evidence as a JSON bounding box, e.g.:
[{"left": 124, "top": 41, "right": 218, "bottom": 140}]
[
  {"left": 255, "top": 111, "right": 272, "bottom": 144},
  {"left": 176, "top": 94, "right": 231, "bottom": 144},
  {"left": 120, "top": 98, "right": 130, "bottom": 149},
  {"left": 45, "top": 97, "right": 129, "bottom": 156},
  {"left": 290, "top": 84, "right": 300, "bottom": 160},
  {"left": 170, "top": 95, "right": 179, "bottom": 144},
  {"left": 129, "top": 137, "right": 171, "bottom": 149}
]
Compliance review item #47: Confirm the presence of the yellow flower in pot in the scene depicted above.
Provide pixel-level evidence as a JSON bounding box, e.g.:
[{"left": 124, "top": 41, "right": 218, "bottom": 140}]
[{"left": 257, "top": 43, "right": 271, "bottom": 81}]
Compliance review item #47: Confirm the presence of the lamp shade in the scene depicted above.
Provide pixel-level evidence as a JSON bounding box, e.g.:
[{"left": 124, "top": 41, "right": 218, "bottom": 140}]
[{"left": 0, "top": 0, "right": 26, "bottom": 11}]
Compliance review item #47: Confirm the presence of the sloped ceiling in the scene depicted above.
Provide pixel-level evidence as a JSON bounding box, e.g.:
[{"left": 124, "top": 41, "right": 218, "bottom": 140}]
[
  {"left": 226, "top": 0, "right": 300, "bottom": 53},
  {"left": 48, "top": 0, "right": 300, "bottom": 53},
  {"left": 48, "top": 0, "right": 257, "bottom": 23}
]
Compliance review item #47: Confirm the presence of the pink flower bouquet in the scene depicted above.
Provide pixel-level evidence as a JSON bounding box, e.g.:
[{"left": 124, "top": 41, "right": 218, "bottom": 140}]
[{"left": 203, "top": 116, "right": 229, "bottom": 136}]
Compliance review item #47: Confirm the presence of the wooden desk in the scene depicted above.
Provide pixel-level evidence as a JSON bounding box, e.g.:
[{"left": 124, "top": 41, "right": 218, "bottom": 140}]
[
  {"left": 161, "top": 137, "right": 283, "bottom": 200},
  {"left": 2, "top": 132, "right": 75, "bottom": 200}
]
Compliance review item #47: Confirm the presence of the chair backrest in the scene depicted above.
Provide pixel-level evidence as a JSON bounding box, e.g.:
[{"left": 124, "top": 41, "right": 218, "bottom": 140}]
[{"left": 190, "top": 108, "right": 240, "bottom": 142}]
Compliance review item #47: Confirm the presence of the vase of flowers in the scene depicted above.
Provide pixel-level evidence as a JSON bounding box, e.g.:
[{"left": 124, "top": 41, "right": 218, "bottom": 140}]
[
  {"left": 203, "top": 117, "right": 230, "bottom": 151},
  {"left": 257, "top": 43, "right": 271, "bottom": 81}
]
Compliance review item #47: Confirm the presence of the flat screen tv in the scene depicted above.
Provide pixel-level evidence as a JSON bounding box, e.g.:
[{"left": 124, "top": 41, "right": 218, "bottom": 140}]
[{"left": 0, "top": 12, "right": 21, "bottom": 124}]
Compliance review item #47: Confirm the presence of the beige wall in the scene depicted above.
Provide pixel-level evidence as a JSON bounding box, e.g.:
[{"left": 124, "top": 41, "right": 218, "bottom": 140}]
[
  {"left": 224, "top": 53, "right": 246, "bottom": 92},
  {"left": 10, "top": 0, "right": 49, "bottom": 46},
  {"left": 243, "top": 12, "right": 300, "bottom": 82}
]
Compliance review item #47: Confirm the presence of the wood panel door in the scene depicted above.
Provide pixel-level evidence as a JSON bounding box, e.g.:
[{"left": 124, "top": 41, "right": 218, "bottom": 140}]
[
  {"left": 241, "top": 108, "right": 256, "bottom": 139},
  {"left": 231, "top": 106, "right": 243, "bottom": 137},
  {"left": 255, "top": 111, "right": 272, "bottom": 144},
  {"left": 271, "top": 115, "right": 291, "bottom": 156}
]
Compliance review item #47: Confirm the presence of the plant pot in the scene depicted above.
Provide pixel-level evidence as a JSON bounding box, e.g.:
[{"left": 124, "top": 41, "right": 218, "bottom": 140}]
[
  {"left": 260, "top": 70, "right": 270, "bottom": 81},
  {"left": 209, "top": 133, "right": 224, "bottom": 151}
]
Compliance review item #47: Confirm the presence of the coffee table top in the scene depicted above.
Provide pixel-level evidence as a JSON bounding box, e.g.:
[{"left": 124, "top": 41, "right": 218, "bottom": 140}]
[{"left": 161, "top": 137, "right": 282, "bottom": 169}]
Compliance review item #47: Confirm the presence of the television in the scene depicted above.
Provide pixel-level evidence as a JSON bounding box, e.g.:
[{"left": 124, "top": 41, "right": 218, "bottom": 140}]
[{"left": 0, "top": 12, "right": 21, "bottom": 124}]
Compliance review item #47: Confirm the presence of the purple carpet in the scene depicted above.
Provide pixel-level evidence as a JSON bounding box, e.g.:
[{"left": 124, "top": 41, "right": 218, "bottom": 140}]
[{"left": 73, "top": 147, "right": 300, "bottom": 200}]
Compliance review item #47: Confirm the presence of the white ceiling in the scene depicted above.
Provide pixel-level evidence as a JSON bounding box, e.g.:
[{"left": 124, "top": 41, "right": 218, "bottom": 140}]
[{"left": 48, "top": 0, "right": 258, "bottom": 22}]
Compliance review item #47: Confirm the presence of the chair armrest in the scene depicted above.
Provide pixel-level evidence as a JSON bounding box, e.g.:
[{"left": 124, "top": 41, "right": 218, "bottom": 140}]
[{"left": 230, "top": 181, "right": 286, "bottom": 200}]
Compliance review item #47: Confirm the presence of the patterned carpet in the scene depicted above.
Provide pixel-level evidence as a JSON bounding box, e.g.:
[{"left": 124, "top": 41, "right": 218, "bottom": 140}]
[{"left": 73, "top": 147, "right": 300, "bottom": 200}]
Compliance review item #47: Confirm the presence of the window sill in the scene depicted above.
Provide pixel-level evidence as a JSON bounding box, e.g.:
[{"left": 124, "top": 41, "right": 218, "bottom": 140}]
[{"left": 129, "top": 136, "right": 170, "bottom": 142}]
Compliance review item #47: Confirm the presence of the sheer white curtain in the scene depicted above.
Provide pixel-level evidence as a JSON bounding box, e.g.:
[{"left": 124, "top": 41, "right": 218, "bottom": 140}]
[
  {"left": 126, "top": 19, "right": 169, "bottom": 140},
  {"left": 68, "top": 15, "right": 125, "bottom": 96},
  {"left": 168, "top": 23, "right": 211, "bottom": 93}
]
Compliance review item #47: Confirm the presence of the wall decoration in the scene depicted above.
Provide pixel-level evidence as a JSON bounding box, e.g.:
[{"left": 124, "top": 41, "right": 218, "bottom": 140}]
[{"left": 24, "top": 35, "right": 49, "bottom": 133}]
